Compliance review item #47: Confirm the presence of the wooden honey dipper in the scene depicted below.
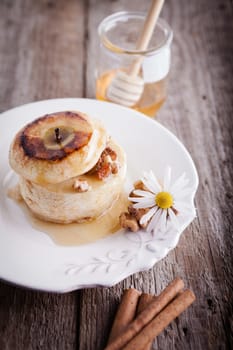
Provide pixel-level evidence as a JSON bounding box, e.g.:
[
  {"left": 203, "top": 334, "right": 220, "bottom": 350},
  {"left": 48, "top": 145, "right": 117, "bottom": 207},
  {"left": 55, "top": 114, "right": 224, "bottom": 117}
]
[{"left": 107, "top": 0, "right": 165, "bottom": 107}]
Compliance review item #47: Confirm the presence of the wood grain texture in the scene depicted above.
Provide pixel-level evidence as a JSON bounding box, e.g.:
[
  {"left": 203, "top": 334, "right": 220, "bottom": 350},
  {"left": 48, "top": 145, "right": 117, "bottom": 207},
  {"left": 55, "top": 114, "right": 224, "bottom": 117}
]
[
  {"left": 0, "top": 0, "right": 233, "bottom": 349},
  {"left": 84, "top": 0, "right": 233, "bottom": 349},
  {"left": 0, "top": 284, "right": 77, "bottom": 350},
  {"left": 0, "top": 0, "right": 85, "bottom": 112},
  {"left": 0, "top": 0, "right": 84, "bottom": 349}
]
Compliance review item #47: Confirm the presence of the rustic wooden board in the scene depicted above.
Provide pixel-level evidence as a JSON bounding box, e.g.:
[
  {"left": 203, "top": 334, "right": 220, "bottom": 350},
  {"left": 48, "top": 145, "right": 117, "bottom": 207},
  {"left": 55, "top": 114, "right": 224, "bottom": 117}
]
[
  {"left": 0, "top": 0, "right": 232, "bottom": 349},
  {"left": 0, "top": 0, "right": 85, "bottom": 112},
  {"left": 83, "top": 0, "right": 233, "bottom": 349},
  {"left": 0, "top": 0, "right": 84, "bottom": 349}
]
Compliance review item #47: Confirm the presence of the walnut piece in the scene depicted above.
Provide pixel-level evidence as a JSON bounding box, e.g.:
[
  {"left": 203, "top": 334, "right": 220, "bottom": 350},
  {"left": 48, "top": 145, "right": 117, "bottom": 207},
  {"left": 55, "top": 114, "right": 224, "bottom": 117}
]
[
  {"left": 95, "top": 147, "right": 119, "bottom": 180},
  {"left": 73, "top": 179, "right": 90, "bottom": 193},
  {"left": 103, "top": 147, "right": 117, "bottom": 161},
  {"left": 128, "top": 205, "right": 150, "bottom": 229},
  {"left": 119, "top": 180, "right": 153, "bottom": 231},
  {"left": 119, "top": 212, "right": 139, "bottom": 232},
  {"left": 133, "top": 180, "right": 148, "bottom": 191}
]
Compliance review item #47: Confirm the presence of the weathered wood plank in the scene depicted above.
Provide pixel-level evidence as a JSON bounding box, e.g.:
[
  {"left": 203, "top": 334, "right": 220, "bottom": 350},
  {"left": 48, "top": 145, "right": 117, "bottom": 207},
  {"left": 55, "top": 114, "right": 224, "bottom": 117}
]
[
  {"left": 0, "top": 0, "right": 85, "bottom": 349},
  {"left": 0, "top": 0, "right": 85, "bottom": 112},
  {"left": 0, "top": 283, "right": 77, "bottom": 350},
  {"left": 158, "top": 1, "right": 233, "bottom": 349},
  {"left": 81, "top": 0, "right": 233, "bottom": 349}
]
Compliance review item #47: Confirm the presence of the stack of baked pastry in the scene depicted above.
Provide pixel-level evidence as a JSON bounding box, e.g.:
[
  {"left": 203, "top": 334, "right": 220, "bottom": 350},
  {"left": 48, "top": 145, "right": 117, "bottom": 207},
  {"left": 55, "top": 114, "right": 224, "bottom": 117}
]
[{"left": 9, "top": 111, "right": 126, "bottom": 223}]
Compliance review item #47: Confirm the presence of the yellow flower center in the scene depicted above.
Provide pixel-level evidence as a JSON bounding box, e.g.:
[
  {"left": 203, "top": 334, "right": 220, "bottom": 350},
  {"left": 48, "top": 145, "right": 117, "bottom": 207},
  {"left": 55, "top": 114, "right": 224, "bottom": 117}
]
[{"left": 155, "top": 191, "right": 173, "bottom": 209}]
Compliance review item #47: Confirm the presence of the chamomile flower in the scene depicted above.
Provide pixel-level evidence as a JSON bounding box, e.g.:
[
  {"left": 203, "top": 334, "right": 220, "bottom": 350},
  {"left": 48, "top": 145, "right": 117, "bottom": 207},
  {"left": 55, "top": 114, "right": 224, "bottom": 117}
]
[{"left": 128, "top": 167, "right": 192, "bottom": 233}]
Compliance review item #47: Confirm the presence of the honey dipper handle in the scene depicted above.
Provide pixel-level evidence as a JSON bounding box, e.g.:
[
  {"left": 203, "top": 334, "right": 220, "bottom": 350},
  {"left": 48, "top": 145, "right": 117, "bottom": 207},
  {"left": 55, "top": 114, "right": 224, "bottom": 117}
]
[{"left": 128, "top": 0, "right": 165, "bottom": 77}]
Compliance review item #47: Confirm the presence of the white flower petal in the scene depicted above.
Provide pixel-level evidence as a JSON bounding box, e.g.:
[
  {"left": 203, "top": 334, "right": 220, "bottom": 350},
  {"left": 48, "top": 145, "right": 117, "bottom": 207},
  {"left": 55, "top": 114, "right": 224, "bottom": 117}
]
[
  {"left": 159, "top": 209, "right": 168, "bottom": 231},
  {"left": 163, "top": 166, "right": 172, "bottom": 190},
  {"left": 141, "top": 178, "right": 156, "bottom": 194},
  {"left": 142, "top": 171, "right": 161, "bottom": 193},
  {"left": 170, "top": 173, "right": 189, "bottom": 194},
  {"left": 174, "top": 187, "right": 192, "bottom": 199},
  {"left": 133, "top": 189, "right": 155, "bottom": 198},
  {"left": 174, "top": 200, "right": 191, "bottom": 210},
  {"left": 146, "top": 208, "right": 162, "bottom": 233},
  {"left": 173, "top": 202, "right": 192, "bottom": 216},
  {"left": 133, "top": 200, "right": 155, "bottom": 209},
  {"left": 128, "top": 196, "right": 154, "bottom": 203},
  {"left": 152, "top": 211, "right": 165, "bottom": 233},
  {"left": 148, "top": 170, "right": 162, "bottom": 192},
  {"left": 140, "top": 206, "right": 157, "bottom": 225},
  {"left": 128, "top": 197, "right": 140, "bottom": 203},
  {"left": 168, "top": 208, "right": 180, "bottom": 229},
  {"left": 176, "top": 207, "right": 190, "bottom": 216}
]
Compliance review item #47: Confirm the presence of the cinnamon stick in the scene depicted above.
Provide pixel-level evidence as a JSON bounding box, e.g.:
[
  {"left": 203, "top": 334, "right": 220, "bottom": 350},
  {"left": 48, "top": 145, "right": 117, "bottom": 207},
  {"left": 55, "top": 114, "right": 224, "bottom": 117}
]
[
  {"left": 122, "top": 289, "right": 196, "bottom": 350},
  {"left": 137, "top": 293, "right": 155, "bottom": 314},
  {"left": 107, "top": 288, "right": 141, "bottom": 344},
  {"left": 104, "top": 277, "right": 184, "bottom": 350},
  {"left": 137, "top": 293, "right": 156, "bottom": 350}
]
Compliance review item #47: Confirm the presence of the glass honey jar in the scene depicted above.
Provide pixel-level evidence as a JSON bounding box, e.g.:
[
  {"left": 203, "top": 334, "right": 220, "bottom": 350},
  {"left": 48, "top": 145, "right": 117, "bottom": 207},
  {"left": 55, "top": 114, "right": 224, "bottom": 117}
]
[{"left": 96, "top": 11, "right": 173, "bottom": 117}]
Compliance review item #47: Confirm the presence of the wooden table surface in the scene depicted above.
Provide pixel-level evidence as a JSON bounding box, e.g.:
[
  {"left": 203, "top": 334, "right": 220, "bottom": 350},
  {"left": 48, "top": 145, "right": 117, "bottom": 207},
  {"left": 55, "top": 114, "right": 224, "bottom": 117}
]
[{"left": 0, "top": 0, "right": 232, "bottom": 349}]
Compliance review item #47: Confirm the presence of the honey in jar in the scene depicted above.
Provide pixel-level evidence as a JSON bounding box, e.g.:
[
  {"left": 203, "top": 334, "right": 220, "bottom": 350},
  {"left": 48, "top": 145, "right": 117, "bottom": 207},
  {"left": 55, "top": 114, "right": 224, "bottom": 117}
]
[
  {"left": 96, "top": 69, "right": 167, "bottom": 117},
  {"left": 96, "top": 12, "right": 173, "bottom": 117}
]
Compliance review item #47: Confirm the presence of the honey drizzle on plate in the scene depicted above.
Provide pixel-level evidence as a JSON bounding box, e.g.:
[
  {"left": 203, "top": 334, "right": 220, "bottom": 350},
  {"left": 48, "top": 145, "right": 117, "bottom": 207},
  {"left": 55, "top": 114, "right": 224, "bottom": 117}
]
[{"left": 8, "top": 185, "right": 129, "bottom": 246}]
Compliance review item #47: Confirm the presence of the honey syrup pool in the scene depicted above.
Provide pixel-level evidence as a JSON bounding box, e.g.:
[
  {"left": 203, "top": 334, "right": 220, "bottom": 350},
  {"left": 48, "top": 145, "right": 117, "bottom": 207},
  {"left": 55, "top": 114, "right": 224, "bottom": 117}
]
[
  {"left": 8, "top": 185, "right": 129, "bottom": 247},
  {"left": 96, "top": 69, "right": 167, "bottom": 117}
]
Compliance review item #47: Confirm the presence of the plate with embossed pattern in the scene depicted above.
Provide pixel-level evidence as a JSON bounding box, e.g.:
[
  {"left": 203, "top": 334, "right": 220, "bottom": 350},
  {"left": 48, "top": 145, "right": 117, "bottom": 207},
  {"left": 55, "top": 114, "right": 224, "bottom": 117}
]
[{"left": 0, "top": 98, "right": 198, "bottom": 292}]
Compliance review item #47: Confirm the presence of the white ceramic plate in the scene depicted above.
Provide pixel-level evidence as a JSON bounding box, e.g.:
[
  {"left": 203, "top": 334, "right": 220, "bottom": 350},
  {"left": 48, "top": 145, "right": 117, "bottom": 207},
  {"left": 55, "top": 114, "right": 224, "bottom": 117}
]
[{"left": 0, "top": 98, "right": 198, "bottom": 293}]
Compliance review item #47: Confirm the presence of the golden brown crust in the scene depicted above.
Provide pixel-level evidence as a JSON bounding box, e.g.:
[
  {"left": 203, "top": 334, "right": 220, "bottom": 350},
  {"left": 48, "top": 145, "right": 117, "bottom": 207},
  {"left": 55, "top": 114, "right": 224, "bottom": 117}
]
[{"left": 19, "top": 111, "right": 92, "bottom": 160}]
